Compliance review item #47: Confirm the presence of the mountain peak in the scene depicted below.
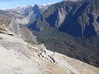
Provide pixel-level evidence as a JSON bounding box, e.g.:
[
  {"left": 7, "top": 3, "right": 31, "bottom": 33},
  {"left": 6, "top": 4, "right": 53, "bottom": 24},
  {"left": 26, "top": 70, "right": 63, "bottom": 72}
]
[{"left": 33, "top": 4, "right": 39, "bottom": 8}]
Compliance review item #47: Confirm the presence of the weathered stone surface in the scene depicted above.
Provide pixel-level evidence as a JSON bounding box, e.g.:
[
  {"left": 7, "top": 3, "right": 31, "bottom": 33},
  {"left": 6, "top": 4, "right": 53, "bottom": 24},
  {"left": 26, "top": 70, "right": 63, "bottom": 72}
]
[{"left": 0, "top": 33, "right": 99, "bottom": 74}]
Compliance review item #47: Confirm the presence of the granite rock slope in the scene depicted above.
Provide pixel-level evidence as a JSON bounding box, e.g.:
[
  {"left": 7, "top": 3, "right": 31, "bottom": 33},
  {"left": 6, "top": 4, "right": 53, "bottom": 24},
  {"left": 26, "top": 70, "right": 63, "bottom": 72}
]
[{"left": 0, "top": 33, "right": 99, "bottom": 74}]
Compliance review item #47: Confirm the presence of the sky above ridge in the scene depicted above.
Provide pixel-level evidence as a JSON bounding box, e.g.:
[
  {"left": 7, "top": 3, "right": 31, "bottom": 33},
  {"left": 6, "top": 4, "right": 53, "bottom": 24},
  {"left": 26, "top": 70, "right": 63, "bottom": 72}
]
[{"left": 0, "top": 0, "right": 62, "bottom": 9}]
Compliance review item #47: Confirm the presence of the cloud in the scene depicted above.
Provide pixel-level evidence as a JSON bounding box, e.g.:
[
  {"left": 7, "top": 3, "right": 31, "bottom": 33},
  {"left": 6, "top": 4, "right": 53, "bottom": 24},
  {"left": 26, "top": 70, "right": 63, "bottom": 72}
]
[
  {"left": 0, "top": 0, "right": 62, "bottom": 9},
  {"left": 0, "top": 0, "right": 28, "bottom": 9}
]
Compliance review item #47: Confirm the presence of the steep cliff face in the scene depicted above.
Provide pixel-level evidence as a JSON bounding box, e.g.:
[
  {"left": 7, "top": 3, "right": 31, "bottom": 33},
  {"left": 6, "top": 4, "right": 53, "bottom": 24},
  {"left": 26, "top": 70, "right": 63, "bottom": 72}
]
[
  {"left": 29, "top": 0, "right": 99, "bottom": 67},
  {"left": 30, "top": 0, "right": 99, "bottom": 37}
]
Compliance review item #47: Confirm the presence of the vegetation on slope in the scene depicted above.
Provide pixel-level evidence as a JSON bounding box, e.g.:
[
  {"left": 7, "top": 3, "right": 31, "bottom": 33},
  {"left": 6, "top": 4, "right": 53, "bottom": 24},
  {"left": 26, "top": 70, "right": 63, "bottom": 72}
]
[{"left": 30, "top": 26, "right": 99, "bottom": 67}]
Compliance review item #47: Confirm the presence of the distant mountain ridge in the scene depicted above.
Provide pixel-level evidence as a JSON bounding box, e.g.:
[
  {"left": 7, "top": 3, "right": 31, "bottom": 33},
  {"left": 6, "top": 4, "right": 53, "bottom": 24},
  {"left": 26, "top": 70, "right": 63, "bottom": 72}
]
[
  {"left": 7, "top": 4, "right": 51, "bottom": 23},
  {"left": 0, "top": 4, "right": 51, "bottom": 43},
  {"left": 30, "top": 0, "right": 99, "bottom": 37}
]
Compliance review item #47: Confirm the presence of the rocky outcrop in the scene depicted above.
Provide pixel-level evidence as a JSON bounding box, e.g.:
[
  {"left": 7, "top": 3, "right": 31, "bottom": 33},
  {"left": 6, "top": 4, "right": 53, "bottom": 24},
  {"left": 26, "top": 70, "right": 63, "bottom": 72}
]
[
  {"left": 0, "top": 9, "right": 37, "bottom": 43},
  {"left": 0, "top": 33, "right": 99, "bottom": 74},
  {"left": 19, "top": 27, "right": 37, "bottom": 43}
]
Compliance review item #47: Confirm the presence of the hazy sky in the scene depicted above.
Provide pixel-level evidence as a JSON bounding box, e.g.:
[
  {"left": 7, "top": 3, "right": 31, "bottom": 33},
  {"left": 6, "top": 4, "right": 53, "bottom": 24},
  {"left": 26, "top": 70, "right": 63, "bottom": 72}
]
[{"left": 0, "top": 0, "right": 62, "bottom": 9}]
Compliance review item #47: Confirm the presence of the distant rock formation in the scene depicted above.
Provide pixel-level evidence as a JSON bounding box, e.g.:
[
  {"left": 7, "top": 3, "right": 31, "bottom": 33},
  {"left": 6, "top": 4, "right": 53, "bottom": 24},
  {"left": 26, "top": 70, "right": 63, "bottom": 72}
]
[{"left": 30, "top": 0, "right": 99, "bottom": 37}]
